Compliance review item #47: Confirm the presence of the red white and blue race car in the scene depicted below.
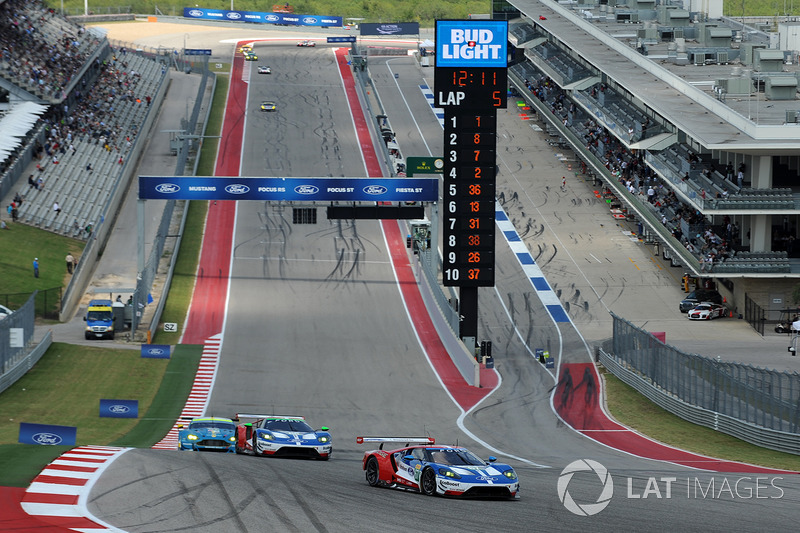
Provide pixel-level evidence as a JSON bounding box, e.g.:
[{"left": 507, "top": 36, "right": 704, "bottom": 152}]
[
  {"left": 358, "top": 437, "right": 520, "bottom": 499},
  {"left": 233, "top": 414, "right": 332, "bottom": 459}
]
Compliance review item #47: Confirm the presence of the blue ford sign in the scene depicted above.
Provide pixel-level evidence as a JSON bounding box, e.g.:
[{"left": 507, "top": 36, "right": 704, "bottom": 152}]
[
  {"left": 435, "top": 20, "right": 508, "bottom": 68},
  {"left": 183, "top": 8, "right": 342, "bottom": 27},
  {"left": 141, "top": 344, "right": 171, "bottom": 359},
  {"left": 140, "top": 177, "right": 438, "bottom": 202},
  {"left": 19, "top": 422, "right": 77, "bottom": 446},
  {"left": 100, "top": 399, "right": 139, "bottom": 418}
]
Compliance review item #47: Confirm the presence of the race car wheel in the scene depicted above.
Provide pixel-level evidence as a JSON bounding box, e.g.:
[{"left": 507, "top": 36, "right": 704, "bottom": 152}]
[
  {"left": 420, "top": 468, "right": 437, "bottom": 496},
  {"left": 365, "top": 456, "right": 380, "bottom": 486}
]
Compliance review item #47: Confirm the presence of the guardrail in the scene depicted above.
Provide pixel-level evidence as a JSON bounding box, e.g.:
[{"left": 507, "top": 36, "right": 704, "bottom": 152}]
[{"left": 599, "top": 348, "right": 800, "bottom": 455}]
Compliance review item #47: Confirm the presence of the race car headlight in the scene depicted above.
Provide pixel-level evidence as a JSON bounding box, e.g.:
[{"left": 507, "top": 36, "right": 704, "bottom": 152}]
[
  {"left": 229, "top": 436, "right": 236, "bottom": 442},
  {"left": 318, "top": 436, "right": 329, "bottom": 443},
  {"left": 187, "top": 434, "right": 199, "bottom": 441},
  {"left": 503, "top": 470, "right": 518, "bottom": 480},
  {"left": 438, "top": 468, "right": 461, "bottom": 479},
  {"left": 258, "top": 433, "right": 274, "bottom": 440}
]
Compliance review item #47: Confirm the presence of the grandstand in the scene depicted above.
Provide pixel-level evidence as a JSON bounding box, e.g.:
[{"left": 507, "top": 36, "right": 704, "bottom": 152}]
[
  {"left": 0, "top": 0, "right": 168, "bottom": 240},
  {"left": 499, "top": 0, "right": 800, "bottom": 312}
]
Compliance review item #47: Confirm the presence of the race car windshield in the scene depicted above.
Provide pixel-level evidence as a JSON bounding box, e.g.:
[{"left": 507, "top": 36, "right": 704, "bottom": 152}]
[
  {"left": 430, "top": 449, "right": 484, "bottom": 466},
  {"left": 191, "top": 421, "right": 235, "bottom": 430},
  {"left": 263, "top": 419, "right": 313, "bottom": 432}
]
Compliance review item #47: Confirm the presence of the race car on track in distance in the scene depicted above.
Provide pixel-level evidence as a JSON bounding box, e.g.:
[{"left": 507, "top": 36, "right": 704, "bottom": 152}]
[
  {"left": 233, "top": 414, "right": 332, "bottom": 459},
  {"left": 238, "top": 44, "right": 253, "bottom": 53},
  {"left": 257, "top": 65, "right": 271, "bottom": 74},
  {"left": 260, "top": 101, "right": 277, "bottom": 112},
  {"left": 243, "top": 51, "right": 258, "bottom": 61},
  {"left": 297, "top": 40, "right": 316, "bottom": 47},
  {"left": 358, "top": 437, "right": 520, "bottom": 499},
  {"left": 177, "top": 417, "right": 237, "bottom": 452},
  {"left": 687, "top": 302, "right": 727, "bottom": 320}
]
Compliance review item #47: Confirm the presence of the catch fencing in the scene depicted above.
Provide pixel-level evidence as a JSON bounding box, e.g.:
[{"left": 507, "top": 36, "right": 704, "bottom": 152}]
[
  {"left": 0, "top": 293, "right": 37, "bottom": 387},
  {"left": 602, "top": 312, "right": 800, "bottom": 454}
]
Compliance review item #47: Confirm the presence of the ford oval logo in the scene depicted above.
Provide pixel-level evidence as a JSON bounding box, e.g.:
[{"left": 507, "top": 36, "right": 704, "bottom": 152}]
[
  {"left": 148, "top": 348, "right": 165, "bottom": 355},
  {"left": 295, "top": 185, "right": 319, "bottom": 195},
  {"left": 226, "top": 12, "right": 241, "bottom": 19},
  {"left": 155, "top": 183, "right": 180, "bottom": 194},
  {"left": 109, "top": 405, "right": 130, "bottom": 413},
  {"left": 303, "top": 17, "right": 317, "bottom": 24},
  {"left": 476, "top": 476, "right": 497, "bottom": 481},
  {"left": 364, "top": 185, "right": 388, "bottom": 195},
  {"left": 32, "top": 432, "right": 63, "bottom": 445},
  {"left": 225, "top": 184, "right": 250, "bottom": 194},
  {"left": 188, "top": 9, "right": 203, "bottom": 17},
  {"left": 265, "top": 14, "right": 279, "bottom": 21}
]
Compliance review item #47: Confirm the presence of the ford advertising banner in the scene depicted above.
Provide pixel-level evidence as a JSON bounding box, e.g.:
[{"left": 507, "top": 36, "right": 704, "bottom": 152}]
[
  {"left": 359, "top": 22, "right": 420, "bottom": 36},
  {"left": 99, "top": 399, "right": 139, "bottom": 418},
  {"left": 183, "top": 7, "right": 342, "bottom": 27},
  {"left": 141, "top": 344, "right": 171, "bottom": 359},
  {"left": 435, "top": 20, "right": 508, "bottom": 68},
  {"left": 19, "top": 422, "right": 77, "bottom": 446},
  {"left": 139, "top": 177, "right": 438, "bottom": 202}
]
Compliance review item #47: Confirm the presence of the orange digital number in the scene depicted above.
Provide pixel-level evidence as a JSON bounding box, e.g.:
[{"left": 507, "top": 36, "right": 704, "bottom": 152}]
[
  {"left": 469, "top": 184, "right": 481, "bottom": 195},
  {"left": 468, "top": 268, "right": 480, "bottom": 280}
]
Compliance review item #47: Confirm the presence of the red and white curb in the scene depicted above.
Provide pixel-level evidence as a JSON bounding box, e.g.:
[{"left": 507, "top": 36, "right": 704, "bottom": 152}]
[
  {"left": 21, "top": 445, "right": 131, "bottom": 532},
  {"left": 152, "top": 334, "right": 223, "bottom": 449}
]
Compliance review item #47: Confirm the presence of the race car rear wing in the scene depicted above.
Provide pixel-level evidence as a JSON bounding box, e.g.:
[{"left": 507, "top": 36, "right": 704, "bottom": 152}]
[
  {"left": 233, "top": 413, "right": 305, "bottom": 423},
  {"left": 356, "top": 436, "right": 435, "bottom": 449}
]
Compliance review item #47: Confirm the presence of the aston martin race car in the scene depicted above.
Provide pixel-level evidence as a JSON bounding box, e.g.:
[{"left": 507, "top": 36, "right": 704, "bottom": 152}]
[
  {"left": 234, "top": 414, "right": 332, "bottom": 459},
  {"left": 359, "top": 437, "right": 520, "bottom": 499},
  {"left": 687, "top": 302, "right": 726, "bottom": 320},
  {"left": 260, "top": 101, "right": 277, "bottom": 112},
  {"left": 177, "top": 417, "right": 237, "bottom": 452}
]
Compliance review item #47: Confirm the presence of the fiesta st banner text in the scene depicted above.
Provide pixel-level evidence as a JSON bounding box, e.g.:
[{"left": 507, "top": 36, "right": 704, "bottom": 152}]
[
  {"left": 139, "top": 177, "right": 439, "bottom": 202},
  {"left": 183, "top": 7, "right": 342, "bottom": 27}
]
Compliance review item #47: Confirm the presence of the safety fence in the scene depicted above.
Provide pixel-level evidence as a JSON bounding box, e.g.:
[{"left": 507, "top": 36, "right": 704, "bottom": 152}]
[
  {"left": 602, "top": 312, "right": 800, "bottom": 454},
  {"left": 0, "top": 293, "right": 37, "bottom": 380},
  {"left": 745, "top": 293, "right": 766, "bottom": 336},
  {"left": 0, "top": 287, "right": 62, "bottom": 319}
]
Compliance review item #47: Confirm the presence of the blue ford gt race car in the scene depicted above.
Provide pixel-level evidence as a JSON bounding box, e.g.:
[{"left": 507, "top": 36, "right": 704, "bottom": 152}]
[
  {"left": 234, "top": 414, "right": 332, "bottom": 460},
  {"left": 177, "top": 417, "right": 237, "bottom": 452},
  {"left": 359, "top": 437, "right": 520, "bottom": 499}
]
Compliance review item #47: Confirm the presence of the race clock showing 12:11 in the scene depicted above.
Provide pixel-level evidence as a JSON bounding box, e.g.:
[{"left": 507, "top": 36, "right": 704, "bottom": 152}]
[{"left": 433, "top": 67, "right": 508, "bottom": 109}]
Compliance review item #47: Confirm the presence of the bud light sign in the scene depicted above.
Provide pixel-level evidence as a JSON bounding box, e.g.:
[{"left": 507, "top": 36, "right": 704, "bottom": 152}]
[
  {"left": 435, "top": 20, "right": 507, "bottom": 68},
  {"left": 19, "top": 422, "right": 77, "bottom": 446},
  {"left": 99, "top": 399, "right": 139, "bottom": 418}
]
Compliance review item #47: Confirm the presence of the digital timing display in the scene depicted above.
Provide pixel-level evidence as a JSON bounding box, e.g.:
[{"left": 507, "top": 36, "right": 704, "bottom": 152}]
[{"left": 434, "top": 67, "right": 508, "bottom": 109}]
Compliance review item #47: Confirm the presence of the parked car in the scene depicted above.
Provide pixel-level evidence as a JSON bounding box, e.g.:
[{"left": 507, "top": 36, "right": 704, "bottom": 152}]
[
  {"left": 687, "top": 302, "right": 727, "bottom": 320},
  {"left": 0, "top": 304, "right": 13, "bottom": 320},
  {"left": 679, "top": 290, "right": 723, "bottom": 312}
]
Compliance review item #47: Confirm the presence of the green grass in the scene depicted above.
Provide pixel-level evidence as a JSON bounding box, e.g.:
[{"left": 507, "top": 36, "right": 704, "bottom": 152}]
[
  {"left": 602, "top": 371, "right": 800, "bottom": 471},
  {"left": 0, "top": 343, "right": 168, "bottom": 446},
  {"left": 0, "top": 223, "right": 84, "bottom": 309},
  {"left": 52, "top": 0, "right": 800, "bottom": 21}
]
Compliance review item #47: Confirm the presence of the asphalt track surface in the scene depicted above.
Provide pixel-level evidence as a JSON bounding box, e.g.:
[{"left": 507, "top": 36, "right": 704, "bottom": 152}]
[{"left": 77, "top": 42, "right": 800, "bottom": 532}]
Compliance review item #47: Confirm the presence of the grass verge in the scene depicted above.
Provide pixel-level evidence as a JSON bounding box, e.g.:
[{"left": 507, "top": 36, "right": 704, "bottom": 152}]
[{"left": 602, "top": 371, "right": 800, "bottom": 471}]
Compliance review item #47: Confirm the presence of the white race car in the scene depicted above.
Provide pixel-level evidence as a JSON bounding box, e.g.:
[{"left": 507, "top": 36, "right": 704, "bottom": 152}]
[
  {"left": 687, "top": 302, "right": 726, "bottom": 320},
  {"left": 258, "top": 65, "right": 271, "bottom": 74},
  {"left": 234, "top": 414, "right": 332, "bottom": 459},
  {"left": 297, "top": 40, "right": 316, "bottom": 47}
]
